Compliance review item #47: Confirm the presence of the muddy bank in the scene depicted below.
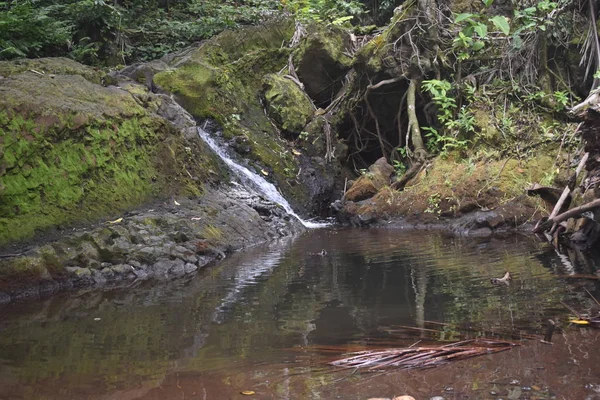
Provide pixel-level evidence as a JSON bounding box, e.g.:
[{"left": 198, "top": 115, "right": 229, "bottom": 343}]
[{"left": 0, "top": 187, "right": 303, "bottom": 305}]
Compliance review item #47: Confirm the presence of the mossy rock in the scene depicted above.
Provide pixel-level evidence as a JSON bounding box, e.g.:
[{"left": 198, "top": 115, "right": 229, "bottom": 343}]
[
  {"left": 0, "top": 63, "right": 224, "bottom": 245},
  {"left": 153, "top": 20, "right": 329, "bottom": 215},
  {"left": 0, "top": 57, "right": 104, "bottom": 84},
  {"left": 293, "top": 24, "right": 353, "bottom": 107},
  {"left": 262, "top": 74, "right": 314, "bottom": 137}
]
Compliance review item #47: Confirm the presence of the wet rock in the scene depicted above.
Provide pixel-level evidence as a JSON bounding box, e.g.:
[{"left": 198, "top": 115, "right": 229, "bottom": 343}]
[
  {"left": 111, "top": 264, "right": 133, "bottom": 277},
  {"left": 344, "top": 158, "right": 394, "bottom": 202},
  {"left": 92, "top": 271, "right": 107, "bottom": 285},
  {"left": 0, "top": 292, "right": 11, "bottom": 304},
  {"left": 0, "top": 186, "right": 303, "bottom": 304},
  {"left": 168, "top": 259, "right": 186, "bottom": 277},
  {"left": 184, "top": 263, "right": 198, "bottom": 274}
]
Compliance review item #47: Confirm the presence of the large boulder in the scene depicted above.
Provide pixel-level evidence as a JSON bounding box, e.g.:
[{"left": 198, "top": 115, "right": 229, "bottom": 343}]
[
  {"left": 0, "top": 57, "right": 104, "bottom": 84},
  {"left": 262, "top": 74, "right": 314, "bottom": 137},
  {"left": 294, "top": 25, "right": 353, "bottom": 107},
  {"left": 0, "top": 62, "right": 224, "bottom": 245}
]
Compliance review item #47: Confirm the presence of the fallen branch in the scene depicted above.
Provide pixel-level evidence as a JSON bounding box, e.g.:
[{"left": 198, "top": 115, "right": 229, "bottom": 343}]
[
  {"left": 330, "top": 339, "right": 516, "bottom": 371},
  {"left": 534, "top": 198, "right": 600, "bottom": 233}
]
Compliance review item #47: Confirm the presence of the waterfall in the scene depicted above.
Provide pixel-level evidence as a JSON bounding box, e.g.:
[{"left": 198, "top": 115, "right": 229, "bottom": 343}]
[{"left": 197, "top": 125, "right": 328, "bottom": 228}]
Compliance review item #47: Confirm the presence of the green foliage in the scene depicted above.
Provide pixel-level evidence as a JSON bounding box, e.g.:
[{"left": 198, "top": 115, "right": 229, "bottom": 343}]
[
  {"left": 512, "top": 0, "right": 557, "bottom": 37},
  {"left": 283, "top": 0, "right": 365, "bottom": 24},
  {"left": 452, "top": 4, "right": 510, "bottom": 59},
  {"left": 422, "top": 79, "right": 472, "bottom": 155},
  {"left": 0, "top": 1, "right": 71, "bottom": 59},
  {"left": 0, "top": 0, "right": 282, "bottom": 65},
  {"left": 392, "top": 159, "right": 406, "bottom": 175}
]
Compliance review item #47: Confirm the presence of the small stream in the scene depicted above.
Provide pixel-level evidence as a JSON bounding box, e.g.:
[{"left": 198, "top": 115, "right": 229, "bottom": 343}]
[{"left": 0, "top": 228, "right": 599, "bottom": 399}]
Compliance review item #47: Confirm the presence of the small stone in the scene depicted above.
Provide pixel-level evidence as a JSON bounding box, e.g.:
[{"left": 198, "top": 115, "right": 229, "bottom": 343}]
[
  {"left": 490, "top": 391, "right": 498, "bottom": 396},
  {"left": 430, "top": 397, "right": 445, "bottom": 400},
  {"left": 94, "top": 318, "right": 101, "bottom": 321},
  {"left": 509, "top": 380, "right": 520, "bottom": 385},
  {"left": 393, "top": 396, "right": 416, "bottom": 400},
  {"left": 184, "top": 263, "right": 198, "bottom": 274}
]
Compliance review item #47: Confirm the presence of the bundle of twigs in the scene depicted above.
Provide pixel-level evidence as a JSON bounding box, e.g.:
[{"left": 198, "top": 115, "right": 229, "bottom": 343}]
[{"left": 330, "top": 339, "right": 517, "bottom": 371}]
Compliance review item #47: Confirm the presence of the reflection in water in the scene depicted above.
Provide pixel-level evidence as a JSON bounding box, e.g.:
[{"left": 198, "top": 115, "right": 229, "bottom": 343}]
[{"left": 0, "top": 228, "right": 598, "bottom": 399}]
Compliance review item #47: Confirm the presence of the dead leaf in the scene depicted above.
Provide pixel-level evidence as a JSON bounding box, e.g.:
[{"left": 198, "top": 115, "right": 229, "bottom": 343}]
[
  {"left": 174, "top": 199, "right": 180, "bottom": 206},
  {"left": 191, "top": 217, "right": 202, "bottom": 221},
  {"left": 292, "top": 149, "right": 301, "bottom": 156},
  {"left": 241, "top": 390, "right": 255, "bottom": 395},
  {"left": 260, "top": 169, "right": 269, "bottom": 176},
  {"left": 108, "top": 217, "right": 123, "bottom": 224}
]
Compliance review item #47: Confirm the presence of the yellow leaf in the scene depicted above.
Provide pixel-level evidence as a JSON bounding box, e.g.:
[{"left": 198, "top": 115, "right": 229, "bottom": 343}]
[
  {"left": 570, "top": 319, "right": 590, "bottom": 325},
  {"left": 241, "top": 390, "right": 255, "bottom": 395},
  {"left": 108, "top": 217, "right": 123, "bottom": 224},
  {"left": 531, "top": 385, "right": 541, "bottom": 391},
  {"left": 292, "top": 149, "right": 301, "bottom": 156},
  {"left": 260, "top": 169, "right": 269, "bottom": 176}
]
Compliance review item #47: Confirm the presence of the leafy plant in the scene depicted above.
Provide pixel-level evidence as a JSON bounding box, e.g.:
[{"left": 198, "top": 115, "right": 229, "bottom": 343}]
[
  {"left": 284, "top": 0, "right": 365, "bottom": 24},
  {"left": 0, "top": 1, "right": 71, "bottom": 59}
]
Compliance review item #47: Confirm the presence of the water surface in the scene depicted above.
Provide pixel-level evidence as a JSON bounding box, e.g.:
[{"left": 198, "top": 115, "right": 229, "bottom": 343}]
[{"left": 0, "top": 228, "right": 598, "bottom": 399}]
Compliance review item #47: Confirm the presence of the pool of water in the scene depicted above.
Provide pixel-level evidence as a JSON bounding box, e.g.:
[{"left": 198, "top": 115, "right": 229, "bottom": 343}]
[{"left": 0, "top": 228, "right": 599, "bottom": 399}]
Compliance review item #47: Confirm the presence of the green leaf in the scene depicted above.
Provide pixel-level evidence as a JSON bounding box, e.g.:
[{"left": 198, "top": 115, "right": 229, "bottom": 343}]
[
  {"left": 482, "top": 0, "right": 494, "bottom": 7},
  {"left": 462, "top": 25, "right": 475, "bottom": 38},
  {"left": 512, "top": 35, "right": 523, "bottom": 49},
  {"left": 474, "top": 23, "right": 488, "bottom": 38},
  {"left": 455, "top": 13, "right": 475, "bottom": 23},
  {"left": 490, "top": 15, "right": 510, "bottom": 35},
  {"left": 472, "top": 40, "right": 485, "bottom": 51},
  {"left": 523, "top": 7, "right": 537, "bottom": 14}
]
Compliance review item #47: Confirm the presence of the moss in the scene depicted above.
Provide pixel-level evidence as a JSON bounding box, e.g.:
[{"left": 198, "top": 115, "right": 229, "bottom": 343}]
[
  {"left": 0, "top": 113, "right": 162, "bottom": 243},
  {"left": 0, "top": 61, "right": 225, "bottom": 245},
  {"left": 354, "top": 154, "right": 556, "bottom": 219},
  {"left": 202, "top": 224, "right": 224, "bottom": 244},
  {"left": 262, "top": 74, "right": 314, "bottom": 136},
  {"left": 0, "top": 57, "right": 104, "bottom": 84},
  {"left": 0, "top": 256, "right": 47, "bottom": 287}
]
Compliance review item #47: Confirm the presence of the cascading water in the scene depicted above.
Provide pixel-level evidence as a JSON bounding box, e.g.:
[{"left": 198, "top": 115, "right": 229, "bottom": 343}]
[{"left": 198, "top": 124, "right": 328, "bottom": 228}]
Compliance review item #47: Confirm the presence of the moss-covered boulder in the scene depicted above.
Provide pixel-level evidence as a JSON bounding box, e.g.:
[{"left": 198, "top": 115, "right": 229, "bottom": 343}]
[
  {"left": 0, "top": 64, "right": 225, "bottom": 245},
  {"left": 0, "top": 57, "right": 104, "bottom": 84},
  {"left": 153, "top": 19, "right": 344, "bottom": 216},
  {"left": 262, "top": 74, "right": 314, "bottom": 137},
  {"left": 293, "top": 25, "right": 353, "bottom": 107}
]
